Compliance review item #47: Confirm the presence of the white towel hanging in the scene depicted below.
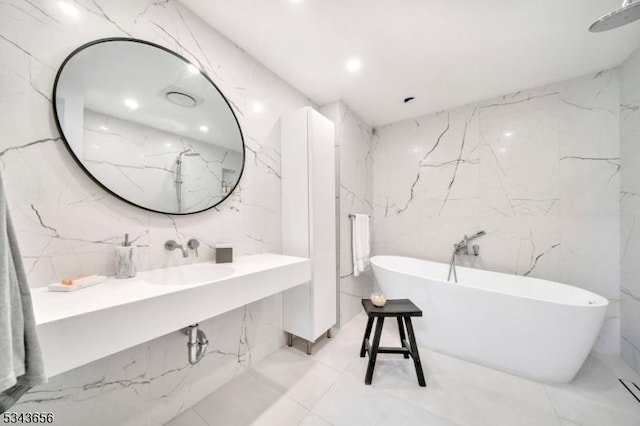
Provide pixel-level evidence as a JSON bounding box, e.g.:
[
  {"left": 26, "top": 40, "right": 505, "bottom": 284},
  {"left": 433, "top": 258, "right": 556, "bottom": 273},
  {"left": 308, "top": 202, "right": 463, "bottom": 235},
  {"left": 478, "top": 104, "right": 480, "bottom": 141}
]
[{"left": 351, "top": 214, "right": 370, "bottom": 277}]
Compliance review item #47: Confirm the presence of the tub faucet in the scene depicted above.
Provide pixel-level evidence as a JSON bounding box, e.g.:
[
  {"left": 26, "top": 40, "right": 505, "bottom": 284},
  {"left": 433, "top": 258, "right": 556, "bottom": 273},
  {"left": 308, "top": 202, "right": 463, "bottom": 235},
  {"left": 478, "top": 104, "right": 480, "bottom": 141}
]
[
  {"left": 454, "top": 231, "right": 486, "bottom": 255},
  {"left": 165, "top": 240, "right": 188, "bottom": 257},
  {"left": 448, "top": 231, "right": 486, "bottom": 283}
]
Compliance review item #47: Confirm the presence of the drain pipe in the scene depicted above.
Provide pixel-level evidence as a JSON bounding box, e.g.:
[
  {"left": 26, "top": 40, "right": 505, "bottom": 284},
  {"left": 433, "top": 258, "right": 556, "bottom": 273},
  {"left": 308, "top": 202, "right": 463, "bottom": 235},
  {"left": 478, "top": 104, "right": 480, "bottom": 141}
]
[{"left": 183, "top": 324, "right": 209, "bottom": 364}]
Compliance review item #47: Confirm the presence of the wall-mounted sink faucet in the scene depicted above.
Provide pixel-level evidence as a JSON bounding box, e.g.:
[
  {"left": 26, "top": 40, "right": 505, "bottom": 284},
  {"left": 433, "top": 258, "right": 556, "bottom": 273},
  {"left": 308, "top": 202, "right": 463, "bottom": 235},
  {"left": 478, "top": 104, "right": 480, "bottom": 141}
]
[
  {"left": 448, "top": 231, "right": 486, "bottom": 283},
  {"left": 165, "top": 240, "right": 188, "bottom": 257}
]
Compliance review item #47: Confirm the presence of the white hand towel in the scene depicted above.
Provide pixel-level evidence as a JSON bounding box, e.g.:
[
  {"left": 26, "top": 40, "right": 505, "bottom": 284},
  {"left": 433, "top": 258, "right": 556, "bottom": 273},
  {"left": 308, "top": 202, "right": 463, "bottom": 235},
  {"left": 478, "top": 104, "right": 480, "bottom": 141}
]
[{"left": 351, "top": 214, "right": 370, "bottom": 277}]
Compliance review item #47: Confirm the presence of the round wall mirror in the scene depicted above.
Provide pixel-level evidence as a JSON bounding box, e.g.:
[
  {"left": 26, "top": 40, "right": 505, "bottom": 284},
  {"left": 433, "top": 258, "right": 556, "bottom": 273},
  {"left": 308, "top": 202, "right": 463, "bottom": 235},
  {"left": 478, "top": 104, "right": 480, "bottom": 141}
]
[{"left": 53, "top": 38, "right": 245, "bottom": 214}]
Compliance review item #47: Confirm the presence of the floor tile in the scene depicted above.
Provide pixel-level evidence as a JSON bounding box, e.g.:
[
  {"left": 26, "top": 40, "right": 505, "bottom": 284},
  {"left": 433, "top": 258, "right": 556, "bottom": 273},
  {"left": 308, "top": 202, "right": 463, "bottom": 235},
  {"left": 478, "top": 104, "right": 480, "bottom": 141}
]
[
  {"left": 190, "top": 370, "right": 285, "bottom": 425},
  {"left": 251, "top": 347, "right": 340, "bottom": 409},
  {"left": 393, "top": 373, "right": 560, "bottom": 426},
  {"left": 418, "top": 348, "right": 555, "bottom": 413},
  {"left": 311, "top": 373, "right": 456, "bottom": 426},
  {"left": 164, "top": 409, "right": 208, "bottom": 426},
  {"left": 250, "top": 396, "right": 309, "bottom": 426},
  {"left": 298, "top": 412, "right": 334, "bottom": 426},
  {"left": 544, "top": 353, "right": 640, "bottom": 426}
]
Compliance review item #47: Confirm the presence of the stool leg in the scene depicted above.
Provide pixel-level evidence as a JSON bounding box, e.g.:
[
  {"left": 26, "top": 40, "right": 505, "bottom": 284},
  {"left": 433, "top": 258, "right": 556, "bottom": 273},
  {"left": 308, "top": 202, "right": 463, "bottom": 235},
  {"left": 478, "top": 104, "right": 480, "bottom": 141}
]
[
  {"left": 365, "top": 317, "right": 384, "bottom": 385},
  {"left": 396, "top": 317, "right": 410, "bottom": 359},
  {"left": 360, "top": 317, "right": 374, "bottom": 357},
  {"left": 404, "top": 317, "right": 426, "bottom": 387}
]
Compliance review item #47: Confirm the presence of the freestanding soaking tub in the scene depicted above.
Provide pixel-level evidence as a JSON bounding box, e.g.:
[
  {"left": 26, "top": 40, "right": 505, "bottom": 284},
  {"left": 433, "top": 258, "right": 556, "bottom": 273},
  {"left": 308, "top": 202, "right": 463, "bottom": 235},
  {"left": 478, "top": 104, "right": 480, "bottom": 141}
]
[{"left": 370, "top": 255, "right": 608, "bottom": 383}]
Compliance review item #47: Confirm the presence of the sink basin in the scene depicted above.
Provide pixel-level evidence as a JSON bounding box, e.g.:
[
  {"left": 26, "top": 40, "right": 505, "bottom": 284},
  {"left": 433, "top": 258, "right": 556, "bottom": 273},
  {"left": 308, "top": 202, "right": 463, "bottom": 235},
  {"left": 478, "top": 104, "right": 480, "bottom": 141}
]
[{"left": 138, "top": 262, "right": 235, "bottom": 286}]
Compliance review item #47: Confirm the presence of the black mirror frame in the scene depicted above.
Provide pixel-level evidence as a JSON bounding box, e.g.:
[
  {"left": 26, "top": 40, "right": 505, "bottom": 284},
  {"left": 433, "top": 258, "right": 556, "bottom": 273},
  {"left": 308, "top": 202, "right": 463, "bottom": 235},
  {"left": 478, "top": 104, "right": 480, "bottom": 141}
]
[{"left": 52, "top": 37, "right": 246, "bottom": 215}]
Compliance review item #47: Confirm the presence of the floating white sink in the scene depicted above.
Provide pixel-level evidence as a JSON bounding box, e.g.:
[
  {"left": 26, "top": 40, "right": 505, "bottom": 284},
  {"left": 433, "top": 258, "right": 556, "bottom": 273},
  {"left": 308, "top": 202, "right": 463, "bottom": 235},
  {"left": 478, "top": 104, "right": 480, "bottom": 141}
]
[
  {"left": 138, "top": 263, "right": 235, "bottom": 286},
  {"left": 31, "top": 254, "right": 311, "bottom": 377}
]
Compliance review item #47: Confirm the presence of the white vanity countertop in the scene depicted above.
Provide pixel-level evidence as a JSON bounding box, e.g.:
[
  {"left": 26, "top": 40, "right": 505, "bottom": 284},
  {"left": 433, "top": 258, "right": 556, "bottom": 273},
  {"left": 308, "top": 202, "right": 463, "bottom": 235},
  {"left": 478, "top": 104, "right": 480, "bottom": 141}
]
[
  {"left": 31, "top": 253, "right": 311, "bottom": 377},
  {"left": 31, "top": 253, "right": 308, "bottom": 325}
]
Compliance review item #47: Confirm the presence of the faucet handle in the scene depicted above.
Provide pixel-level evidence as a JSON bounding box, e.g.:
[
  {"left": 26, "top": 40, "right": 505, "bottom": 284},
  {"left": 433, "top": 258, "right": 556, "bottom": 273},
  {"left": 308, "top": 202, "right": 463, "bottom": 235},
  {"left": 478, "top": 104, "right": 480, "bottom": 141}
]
[
  {"left": 187, "top": 238, "right": 200, "bottom": 257},
  {"left": 165, "top": 240, "right": 179, "bottom": 251}
]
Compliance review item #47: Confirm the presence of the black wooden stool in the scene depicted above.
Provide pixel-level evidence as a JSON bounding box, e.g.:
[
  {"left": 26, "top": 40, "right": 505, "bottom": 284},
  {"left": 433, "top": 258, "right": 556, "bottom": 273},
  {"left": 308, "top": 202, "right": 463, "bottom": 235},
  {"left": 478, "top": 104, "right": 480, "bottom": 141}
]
[{"left": 360, "top": 299, "right": 426, "bottom": 386}]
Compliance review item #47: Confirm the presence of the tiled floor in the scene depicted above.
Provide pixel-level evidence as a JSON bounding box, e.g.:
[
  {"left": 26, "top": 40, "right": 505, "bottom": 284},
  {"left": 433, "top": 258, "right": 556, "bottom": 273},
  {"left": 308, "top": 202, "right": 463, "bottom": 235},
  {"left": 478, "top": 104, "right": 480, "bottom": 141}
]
[{"left": 166, "top": 313, "right": 640, "bottom": 426}]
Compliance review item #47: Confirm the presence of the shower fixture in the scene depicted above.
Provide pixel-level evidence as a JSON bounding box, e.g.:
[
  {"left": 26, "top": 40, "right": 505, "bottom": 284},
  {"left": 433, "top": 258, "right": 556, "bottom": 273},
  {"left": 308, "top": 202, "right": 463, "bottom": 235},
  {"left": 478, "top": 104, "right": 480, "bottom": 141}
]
[
  {"left": 447, "top": 231, "right": 486, "bottom": 283},
  {"left": 589, "top": 0, "right": 640, "bottom": 32},
  {"left": 175, "top": 148, "right": 200, "bottom": 212}
]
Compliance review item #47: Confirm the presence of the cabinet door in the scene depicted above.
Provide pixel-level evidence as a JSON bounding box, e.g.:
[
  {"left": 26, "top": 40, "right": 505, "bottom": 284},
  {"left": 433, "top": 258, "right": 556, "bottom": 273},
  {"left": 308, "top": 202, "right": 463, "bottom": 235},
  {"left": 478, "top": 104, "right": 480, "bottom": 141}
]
[
  {"left": 308, "top": 109, "right": 337, "bottom": 337},
  {"left": 281, "top": 108, "right": 310, "bottom": 258}
]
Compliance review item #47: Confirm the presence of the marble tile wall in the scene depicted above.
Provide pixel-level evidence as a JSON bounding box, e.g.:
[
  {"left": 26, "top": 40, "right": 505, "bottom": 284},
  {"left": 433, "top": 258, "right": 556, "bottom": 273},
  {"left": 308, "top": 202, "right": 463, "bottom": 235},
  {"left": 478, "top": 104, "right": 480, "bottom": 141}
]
[
  {"left": 0, "top": 0, "right": 313, "bottom": 424},
  {"left": 620, "top": 45, "right": 640, "bottom": 374},
  {"left": 373, "top": 71, "right": 621, "bottom": 354},
  {"left": 320, "top": 101, "right": 374, "bottom": 327}
]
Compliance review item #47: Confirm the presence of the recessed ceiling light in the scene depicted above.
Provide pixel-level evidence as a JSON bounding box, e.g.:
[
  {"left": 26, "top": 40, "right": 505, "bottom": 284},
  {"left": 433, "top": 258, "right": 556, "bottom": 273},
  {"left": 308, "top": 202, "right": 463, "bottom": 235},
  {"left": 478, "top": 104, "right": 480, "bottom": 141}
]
[
  {"left": 99, "top": 126, "right": 109, "bottom": 131},
  {"left": 124, "top": 98, "right": 139, "bottom": 110},
  {"left": 253, "top": 102, "right": 265, "bottom": 113},
  {"left": 187, "top": 64, "right": 200, "bottom": 74},
  {"left": 346, "top": 58, "right": 361, "bottom": 73},
  {"left": 199, "top": 125, "right": 209, "bottom": 132},
  {"left": 58, "top": 1, "right": 79, "bottom": 17},
  {"left": 504, "top": 131, "right": 513, "bottom": 137}
]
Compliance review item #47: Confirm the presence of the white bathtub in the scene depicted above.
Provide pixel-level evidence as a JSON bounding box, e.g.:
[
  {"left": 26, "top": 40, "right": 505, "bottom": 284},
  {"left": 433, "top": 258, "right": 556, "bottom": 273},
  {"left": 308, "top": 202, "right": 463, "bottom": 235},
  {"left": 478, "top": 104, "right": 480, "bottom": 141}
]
[{"left": 371, "top": 255, "right": 608, "bottom": 383}]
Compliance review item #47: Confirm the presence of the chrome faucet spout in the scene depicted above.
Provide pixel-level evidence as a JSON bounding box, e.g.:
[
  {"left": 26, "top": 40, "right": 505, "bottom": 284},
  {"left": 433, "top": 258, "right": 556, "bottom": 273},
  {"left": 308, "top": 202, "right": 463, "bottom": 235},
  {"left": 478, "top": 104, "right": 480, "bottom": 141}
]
[
  {"left": 467, "top": 230, "right": 486, "bottom": 241},
  {"left": 165, "top": 240, "right": 188, "bottom": 257},
  {"left": 454, "top": 230, "right": 486, "bottom": 255}
]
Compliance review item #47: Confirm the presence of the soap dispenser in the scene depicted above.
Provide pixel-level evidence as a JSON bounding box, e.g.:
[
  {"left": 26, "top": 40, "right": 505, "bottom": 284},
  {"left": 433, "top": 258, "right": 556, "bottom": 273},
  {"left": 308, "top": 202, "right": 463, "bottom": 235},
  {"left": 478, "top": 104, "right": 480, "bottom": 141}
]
[{"left": 115, "top": 233, "right": 137, "bottom": 279}]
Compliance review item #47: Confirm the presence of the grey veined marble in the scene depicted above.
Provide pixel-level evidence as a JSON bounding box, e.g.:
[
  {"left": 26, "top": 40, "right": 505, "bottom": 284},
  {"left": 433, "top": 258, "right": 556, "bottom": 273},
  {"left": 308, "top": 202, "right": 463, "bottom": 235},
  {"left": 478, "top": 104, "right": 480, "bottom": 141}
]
[{"left": 115, "top": 246, "right": 137, "bottom": 279}]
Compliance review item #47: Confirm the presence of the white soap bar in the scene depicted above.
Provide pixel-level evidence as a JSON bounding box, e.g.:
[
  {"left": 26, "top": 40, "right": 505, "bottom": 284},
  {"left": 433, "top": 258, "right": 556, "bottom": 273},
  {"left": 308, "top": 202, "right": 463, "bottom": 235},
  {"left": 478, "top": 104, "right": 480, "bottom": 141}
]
[{"left": 48, "top": 275, "right": 108, "bottom": 292}]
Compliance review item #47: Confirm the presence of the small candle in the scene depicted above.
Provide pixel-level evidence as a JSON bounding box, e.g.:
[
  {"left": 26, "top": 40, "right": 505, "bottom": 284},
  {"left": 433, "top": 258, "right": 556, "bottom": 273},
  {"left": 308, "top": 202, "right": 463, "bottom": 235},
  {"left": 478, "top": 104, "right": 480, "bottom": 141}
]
[{"left": 371, "top": 294, "right": 386, "bottom": 307}]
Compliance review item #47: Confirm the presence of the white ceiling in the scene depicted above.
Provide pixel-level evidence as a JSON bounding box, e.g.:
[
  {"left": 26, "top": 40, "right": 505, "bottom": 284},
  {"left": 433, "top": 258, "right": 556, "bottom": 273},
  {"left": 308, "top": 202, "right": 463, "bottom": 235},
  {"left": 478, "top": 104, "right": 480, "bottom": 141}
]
[{"left": 180, "top": 0, "right": 640, "bottom": 126}]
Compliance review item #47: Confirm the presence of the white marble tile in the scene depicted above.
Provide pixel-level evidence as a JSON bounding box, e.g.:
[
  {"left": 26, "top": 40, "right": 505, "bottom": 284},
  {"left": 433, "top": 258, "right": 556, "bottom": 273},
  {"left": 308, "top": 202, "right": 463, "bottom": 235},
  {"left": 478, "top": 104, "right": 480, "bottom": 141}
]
[
  {"left": 621, "top": 45, "right": 640, "bottom": 375},
  {"left": 311, "top": 373, "right": 456, "bottom": 426},
  {"left": 479, "top": 215, "right": 560, "bottom": 280},
  {"left": 545, "top": 354, "right": 640, "bottom": 426},
  {"left": 14, "top": 341, "right": 152, "bottom": 426},
  {"left": 479, "top": 93, "right": 559, "bottom": 218},
  {"left": 560, "top": 216, "right": 620, "bottom": 298},
  {"left": 558, "top": 70, "right": 620, "bottom": 159},
  {"left": 250, "top": 396, "right": 309, "bottom": 426},
  {"left": 298, "top": 412, "right": 334, "bottom": 426},
  {"left": 560, "top": 156, "right": 620, "bottom": 217},
  {"left": 251, "top": 347, "right": 340, "bottom": 410},
  {"left": 190, "top": 370, "right": 286, "bottom": 425},
  {"left": 164, "top": 409, "right": 208, "bottom": 426},
  {"left": 621, "top": 336, "right": 640, "bottom": 375}
]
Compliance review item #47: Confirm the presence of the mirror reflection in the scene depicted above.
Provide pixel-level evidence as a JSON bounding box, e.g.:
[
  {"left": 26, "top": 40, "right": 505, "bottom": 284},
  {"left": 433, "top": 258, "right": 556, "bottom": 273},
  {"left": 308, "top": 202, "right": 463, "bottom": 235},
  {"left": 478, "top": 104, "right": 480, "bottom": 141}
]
[{"left": 54, "top": 38, "right": 244, "bottom": 214}]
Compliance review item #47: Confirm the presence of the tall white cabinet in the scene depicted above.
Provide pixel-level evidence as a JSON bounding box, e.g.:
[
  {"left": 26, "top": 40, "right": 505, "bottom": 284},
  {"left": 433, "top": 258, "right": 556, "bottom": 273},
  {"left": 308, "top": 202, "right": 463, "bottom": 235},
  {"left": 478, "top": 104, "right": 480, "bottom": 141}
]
[{"left": 281, "top": 106, "right": 337, "bottom": 354}]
